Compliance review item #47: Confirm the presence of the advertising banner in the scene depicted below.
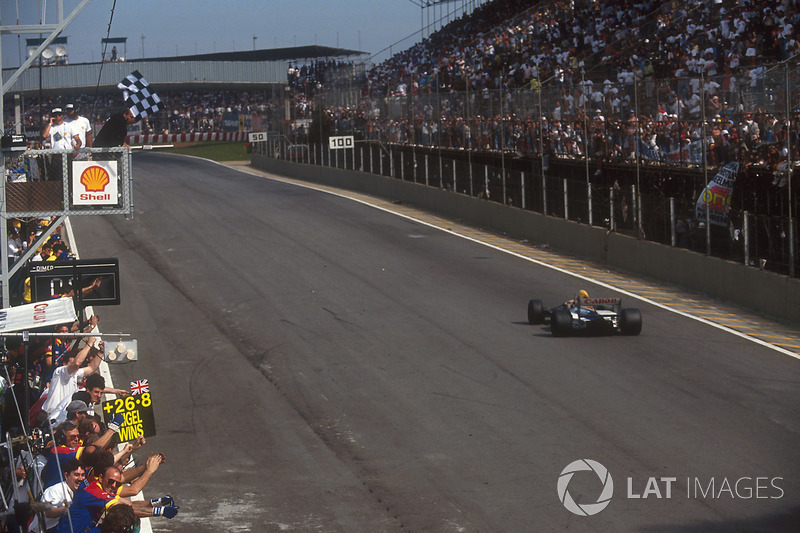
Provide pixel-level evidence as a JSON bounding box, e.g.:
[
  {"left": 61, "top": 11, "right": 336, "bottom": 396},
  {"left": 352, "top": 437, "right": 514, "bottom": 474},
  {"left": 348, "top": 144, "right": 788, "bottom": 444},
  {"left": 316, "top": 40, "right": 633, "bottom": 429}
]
[
  {"left": 695, "top": 162, "right": 740, "bottom": 226},
  {"left": 0, "top": 298, "right": 77, "bottom": 333}
]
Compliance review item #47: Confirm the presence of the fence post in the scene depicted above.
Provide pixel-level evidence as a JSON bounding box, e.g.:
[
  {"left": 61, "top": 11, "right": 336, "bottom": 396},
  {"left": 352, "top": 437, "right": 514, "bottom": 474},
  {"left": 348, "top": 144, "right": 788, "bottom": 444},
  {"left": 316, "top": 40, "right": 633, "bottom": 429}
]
[
  {"left": 502, "top": 168, "right": 507, "bottom": 206},
  {"left": 563, "top": 179, "right": 568, "bottom": 220},
  {"left": 670, "top": 198, "right": 676, "bottom": 247},
  {"left": 390, "top": 149, "right": 394, "bottom": 178},
  {"left": 744, "top": 211, "right": 750, "bottom": 267},
  {"left": 370, "top": 146, "right": 374, "bottom": 174},
  {"left": 609, "top": 187, "right": 615, "bottom": 232},
  {"left": 521, "top": 171, "right": 526, "bottom": 210},
  {"left": 542, "top": 170, "right": 547, "bottom": 214},
  {"left": 452, "top": 160, "right": 457, "bottom": 192},
  {"left": 485, "top": 165, "right": 489, "bottom": 198},
  {"left": 587, "top": 182, "right": 593, "bottom": 225},
  {"left": 469, "top": 160, "right": 474, "bottom": 196},
  {"left": 401, "top": 152, "right": 405, "bottom": 180},
  {"left": 425, "top": 155, "right": 429, "bottom": 186},
  {"left": 705, "top": 203, "right": 711, "bottom": 256},
  {"left": 380, "top": 149, "right": 384, "bottom": 175}
]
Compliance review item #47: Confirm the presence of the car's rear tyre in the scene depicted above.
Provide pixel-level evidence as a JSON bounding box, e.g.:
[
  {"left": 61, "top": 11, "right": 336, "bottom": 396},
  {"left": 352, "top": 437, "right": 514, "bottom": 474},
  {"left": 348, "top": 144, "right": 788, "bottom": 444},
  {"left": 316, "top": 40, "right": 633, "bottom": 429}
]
[
  {"left": 527, "top": 299, "right": 545, "bottom": 324},
  {"left": 619, "top": 308, "right": 643, "bottom": 336},
  {"left": 551, "top": 308, "right": 572, "bottom": 337}
]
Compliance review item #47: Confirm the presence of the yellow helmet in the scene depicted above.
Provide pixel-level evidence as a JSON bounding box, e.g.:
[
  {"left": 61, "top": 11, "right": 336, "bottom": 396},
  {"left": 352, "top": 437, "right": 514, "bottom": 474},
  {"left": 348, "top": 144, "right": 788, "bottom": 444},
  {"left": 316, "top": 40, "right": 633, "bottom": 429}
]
[{"left": 578, "top": 290, "right": 589, "bottom": 299}]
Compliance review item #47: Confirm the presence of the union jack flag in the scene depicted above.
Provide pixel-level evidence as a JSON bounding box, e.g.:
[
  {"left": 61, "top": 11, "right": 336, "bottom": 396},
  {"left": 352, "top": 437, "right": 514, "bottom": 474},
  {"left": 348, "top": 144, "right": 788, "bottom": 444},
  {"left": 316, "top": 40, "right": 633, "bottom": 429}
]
[{"left": 130, "top": 379, "right": 150, "bottom": 395}]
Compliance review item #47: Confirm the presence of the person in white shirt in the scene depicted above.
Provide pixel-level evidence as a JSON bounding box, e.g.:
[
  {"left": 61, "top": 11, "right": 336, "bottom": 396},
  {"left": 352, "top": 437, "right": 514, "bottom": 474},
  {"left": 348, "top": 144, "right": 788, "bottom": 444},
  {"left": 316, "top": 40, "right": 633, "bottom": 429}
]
[
  {"left": 29, "top": 458, "right": 85, "bottom": 533},
  {"left": 41, "top": 337, "right": 102, "bottom": 418},
  {"left": 41, "top": 108, "right": 80, "bottom": 151},
  {"left": 64, "top": 103, "right": 93, "bottom": 150}
]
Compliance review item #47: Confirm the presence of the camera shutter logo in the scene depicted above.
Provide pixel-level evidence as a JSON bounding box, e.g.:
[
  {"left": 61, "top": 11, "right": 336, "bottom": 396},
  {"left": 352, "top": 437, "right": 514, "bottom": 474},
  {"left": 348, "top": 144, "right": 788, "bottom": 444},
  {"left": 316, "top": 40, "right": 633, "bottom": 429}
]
[{"left": 557, "top": 459, "right": 614, "bottom": 516}]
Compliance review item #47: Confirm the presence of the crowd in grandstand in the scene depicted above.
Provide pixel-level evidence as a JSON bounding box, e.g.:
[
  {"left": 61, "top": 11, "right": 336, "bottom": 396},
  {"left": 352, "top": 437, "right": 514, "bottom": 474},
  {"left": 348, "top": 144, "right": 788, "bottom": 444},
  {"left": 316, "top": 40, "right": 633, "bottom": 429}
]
[
  {"left": 306, "top": 0, "right": 800, "bottom": 173},
  {"left": 3, "top": 0, "right": 799, "bottom": 176}
]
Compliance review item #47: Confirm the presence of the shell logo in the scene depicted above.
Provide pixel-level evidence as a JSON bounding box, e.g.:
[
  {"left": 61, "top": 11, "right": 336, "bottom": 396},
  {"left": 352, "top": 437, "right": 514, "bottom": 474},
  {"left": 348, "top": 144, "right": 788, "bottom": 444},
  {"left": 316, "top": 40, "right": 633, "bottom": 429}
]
[{"left": 80, "top": 165, "right": 110, "bottom": 192}]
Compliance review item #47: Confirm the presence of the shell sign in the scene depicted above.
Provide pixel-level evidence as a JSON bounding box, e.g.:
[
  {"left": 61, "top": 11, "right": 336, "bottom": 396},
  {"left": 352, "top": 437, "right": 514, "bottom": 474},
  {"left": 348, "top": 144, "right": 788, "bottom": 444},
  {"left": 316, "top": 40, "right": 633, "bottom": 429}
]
[{"left": 72, "top": 161, "right": 119, "bottom": 206}]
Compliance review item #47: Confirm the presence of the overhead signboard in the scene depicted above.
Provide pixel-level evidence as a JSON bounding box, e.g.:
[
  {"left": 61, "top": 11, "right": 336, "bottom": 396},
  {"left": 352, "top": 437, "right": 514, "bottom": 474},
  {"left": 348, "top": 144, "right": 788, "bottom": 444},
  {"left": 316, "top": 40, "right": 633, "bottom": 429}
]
[{"left": 29, "top": 258, "right": 120, "bottom": 306}]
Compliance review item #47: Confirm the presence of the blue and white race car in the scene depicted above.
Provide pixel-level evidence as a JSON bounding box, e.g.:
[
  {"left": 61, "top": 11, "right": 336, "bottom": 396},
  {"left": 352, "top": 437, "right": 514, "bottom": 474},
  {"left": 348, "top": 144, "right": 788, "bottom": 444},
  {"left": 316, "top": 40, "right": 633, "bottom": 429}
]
[{"left": 527, "top": 293, "right": 642, "bottom": 336}]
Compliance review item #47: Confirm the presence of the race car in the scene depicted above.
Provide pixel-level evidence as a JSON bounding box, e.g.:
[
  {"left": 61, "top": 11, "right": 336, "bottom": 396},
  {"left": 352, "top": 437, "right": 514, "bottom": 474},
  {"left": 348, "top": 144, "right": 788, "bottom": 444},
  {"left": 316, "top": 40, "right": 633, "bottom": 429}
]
[{"left": 527, "top": 294, "right": 642, "bottom": 336}]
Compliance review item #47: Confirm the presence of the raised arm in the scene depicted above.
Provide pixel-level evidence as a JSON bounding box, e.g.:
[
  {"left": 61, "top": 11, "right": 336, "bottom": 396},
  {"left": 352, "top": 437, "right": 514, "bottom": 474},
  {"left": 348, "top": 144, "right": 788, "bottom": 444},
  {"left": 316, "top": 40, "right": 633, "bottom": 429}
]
[{"left": 66, "top": 336, "right": 95, "bottom": 375}]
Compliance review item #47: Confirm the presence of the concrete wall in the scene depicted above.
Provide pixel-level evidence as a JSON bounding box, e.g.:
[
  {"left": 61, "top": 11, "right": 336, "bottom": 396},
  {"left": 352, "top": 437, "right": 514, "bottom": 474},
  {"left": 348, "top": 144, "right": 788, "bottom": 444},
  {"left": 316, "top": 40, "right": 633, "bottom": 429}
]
[{"left": 252, "top": 155, "right": 800, "bottom": 324}]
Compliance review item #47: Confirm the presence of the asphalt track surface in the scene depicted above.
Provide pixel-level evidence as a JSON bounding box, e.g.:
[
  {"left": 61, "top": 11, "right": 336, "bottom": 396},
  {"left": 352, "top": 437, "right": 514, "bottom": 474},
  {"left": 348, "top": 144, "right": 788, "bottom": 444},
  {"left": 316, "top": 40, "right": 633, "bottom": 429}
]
[{"left": 71, "top": 152, "right": 800, "bottom": 532}]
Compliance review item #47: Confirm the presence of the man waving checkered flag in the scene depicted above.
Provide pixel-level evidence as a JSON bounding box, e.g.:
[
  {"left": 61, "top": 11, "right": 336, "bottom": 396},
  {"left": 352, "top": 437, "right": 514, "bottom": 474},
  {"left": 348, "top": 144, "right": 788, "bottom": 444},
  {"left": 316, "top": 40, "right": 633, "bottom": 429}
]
[{"left": 118, "top": 70, "right": 162, "bottom": 118}]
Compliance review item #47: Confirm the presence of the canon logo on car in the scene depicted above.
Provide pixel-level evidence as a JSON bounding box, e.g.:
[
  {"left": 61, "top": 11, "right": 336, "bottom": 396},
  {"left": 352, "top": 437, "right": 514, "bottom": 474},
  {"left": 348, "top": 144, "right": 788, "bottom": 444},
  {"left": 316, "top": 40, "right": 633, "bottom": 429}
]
[{"left": 583, "top": 298, "right": 621, "bottom": 305}]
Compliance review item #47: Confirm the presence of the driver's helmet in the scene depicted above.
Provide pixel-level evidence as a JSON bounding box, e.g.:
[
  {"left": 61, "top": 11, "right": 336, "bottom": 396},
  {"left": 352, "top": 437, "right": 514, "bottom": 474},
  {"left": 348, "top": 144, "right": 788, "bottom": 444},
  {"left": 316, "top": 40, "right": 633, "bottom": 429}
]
[{"left": 578, "top": 289, "right": 589, "bottom": 300}]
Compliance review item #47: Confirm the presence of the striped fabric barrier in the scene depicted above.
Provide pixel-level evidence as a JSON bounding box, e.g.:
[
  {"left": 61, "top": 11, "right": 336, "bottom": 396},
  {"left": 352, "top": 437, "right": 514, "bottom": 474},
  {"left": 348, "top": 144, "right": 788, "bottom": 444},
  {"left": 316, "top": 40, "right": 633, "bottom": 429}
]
[{"left": 127, "top": 131, "right": 249, "bottom": 144}]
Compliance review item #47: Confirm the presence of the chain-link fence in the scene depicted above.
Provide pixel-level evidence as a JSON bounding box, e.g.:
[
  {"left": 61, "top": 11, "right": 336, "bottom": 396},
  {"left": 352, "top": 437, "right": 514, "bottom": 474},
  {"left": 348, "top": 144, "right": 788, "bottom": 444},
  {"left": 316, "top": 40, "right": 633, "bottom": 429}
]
[{"left": 3, "top": 147, "right": 133, "bottom": 217}]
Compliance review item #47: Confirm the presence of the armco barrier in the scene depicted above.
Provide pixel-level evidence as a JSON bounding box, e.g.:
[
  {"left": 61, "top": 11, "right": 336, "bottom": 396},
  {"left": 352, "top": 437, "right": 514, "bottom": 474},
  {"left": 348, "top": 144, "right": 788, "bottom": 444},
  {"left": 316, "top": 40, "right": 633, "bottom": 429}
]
[{"left": 251, "top": 154, "right": 800, "bottom": 325}]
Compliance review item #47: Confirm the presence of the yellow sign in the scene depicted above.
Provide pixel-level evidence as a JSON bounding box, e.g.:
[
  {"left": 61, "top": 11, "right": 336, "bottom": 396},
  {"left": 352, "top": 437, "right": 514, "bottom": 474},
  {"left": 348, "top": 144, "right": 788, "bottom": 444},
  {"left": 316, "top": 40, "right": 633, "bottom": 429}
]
[{"left": 101, "top": 392, "right": 156, "bottom": 442}]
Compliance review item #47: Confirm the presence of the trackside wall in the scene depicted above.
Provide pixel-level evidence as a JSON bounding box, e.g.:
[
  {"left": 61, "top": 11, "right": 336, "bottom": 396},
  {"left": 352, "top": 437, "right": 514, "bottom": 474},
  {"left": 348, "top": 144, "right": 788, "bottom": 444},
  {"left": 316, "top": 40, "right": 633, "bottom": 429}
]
[{"left": 251, "top": 154, "right": 800, "bottom": 324}]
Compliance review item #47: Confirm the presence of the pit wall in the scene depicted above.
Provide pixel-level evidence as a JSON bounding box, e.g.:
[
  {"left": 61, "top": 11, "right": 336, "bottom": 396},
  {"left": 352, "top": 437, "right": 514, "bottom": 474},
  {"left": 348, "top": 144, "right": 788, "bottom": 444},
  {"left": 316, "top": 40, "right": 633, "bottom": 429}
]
[{"left": 252, "top": 155, "right": 800, "bottom": 324}]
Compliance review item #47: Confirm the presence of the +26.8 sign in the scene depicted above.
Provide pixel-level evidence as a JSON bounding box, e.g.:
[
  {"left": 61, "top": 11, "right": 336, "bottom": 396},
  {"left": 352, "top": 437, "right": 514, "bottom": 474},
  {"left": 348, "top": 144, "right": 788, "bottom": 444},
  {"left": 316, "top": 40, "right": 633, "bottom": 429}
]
[
  {"left": 328, "top": 135, "right": 354, "bottom": 149},
  {"left": 102, "top": 391, "right": 156, "bottom": 442}
]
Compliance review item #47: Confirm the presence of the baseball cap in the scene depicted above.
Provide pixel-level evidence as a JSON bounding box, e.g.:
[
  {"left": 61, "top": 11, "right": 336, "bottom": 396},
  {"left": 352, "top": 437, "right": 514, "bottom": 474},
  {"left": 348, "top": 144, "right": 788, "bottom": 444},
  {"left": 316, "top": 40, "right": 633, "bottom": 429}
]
[
  {"left": 65, "top": 103, "right": 75, "bottom": 110},
  {"left": 51, "top": 107, "right": 63, "bottom": 114},
  {"left": 66, "top": 400, "right": 89, "bottom": 417}
]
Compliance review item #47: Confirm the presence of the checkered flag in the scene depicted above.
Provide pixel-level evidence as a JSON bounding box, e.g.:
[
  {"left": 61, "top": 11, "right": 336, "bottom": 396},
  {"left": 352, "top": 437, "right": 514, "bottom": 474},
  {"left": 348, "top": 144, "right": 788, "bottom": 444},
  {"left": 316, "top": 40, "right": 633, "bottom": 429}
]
[{"left": 118, "top": 70, "right": 162, "bottom": 118}]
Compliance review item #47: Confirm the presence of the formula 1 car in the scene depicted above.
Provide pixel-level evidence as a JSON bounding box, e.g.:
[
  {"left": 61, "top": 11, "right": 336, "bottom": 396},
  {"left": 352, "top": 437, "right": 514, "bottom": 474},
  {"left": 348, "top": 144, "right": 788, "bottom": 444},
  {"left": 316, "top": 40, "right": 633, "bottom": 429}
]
[{"left": 527, "top": 295, "right": 642, "bottom": 336}]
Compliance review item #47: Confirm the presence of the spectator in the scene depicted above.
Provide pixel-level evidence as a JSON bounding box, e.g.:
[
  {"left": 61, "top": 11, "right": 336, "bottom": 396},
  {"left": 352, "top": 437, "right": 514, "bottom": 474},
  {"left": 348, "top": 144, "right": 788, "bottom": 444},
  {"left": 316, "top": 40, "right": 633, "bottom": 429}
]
[
  {"left": 65, "top": 400, "right": 91, "bottom": 427},
  {"left": 64, "top": 103, "right": 93, "bottom": 152},
  {"left": 30, "top": 458, "right": 85, "bottom": 533},
  {"left": 57, "top": 466, "right": 178, "bottom": 533},
  {"left": 99, "top": 503, "right": 139, "bottom": 533},
  {"left": 41, "top": 337, "right": 102, "bottom": 420},
  {"left": 83, "top": 373, "right": 130, "bottom": 416},
  {"left": 40, "top": 420, "right": 85, "bottom": 490},
  {"left": 42, "top": 108, "right": 80, "bottom": 151}
]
